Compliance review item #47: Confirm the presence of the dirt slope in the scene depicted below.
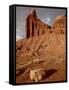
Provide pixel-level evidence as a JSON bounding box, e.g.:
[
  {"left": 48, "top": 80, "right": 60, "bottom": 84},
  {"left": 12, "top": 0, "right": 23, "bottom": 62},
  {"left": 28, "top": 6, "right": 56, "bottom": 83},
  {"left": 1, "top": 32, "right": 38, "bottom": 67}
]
[{"left": 16, "top": 33, "right": 66, "bottom": 83}]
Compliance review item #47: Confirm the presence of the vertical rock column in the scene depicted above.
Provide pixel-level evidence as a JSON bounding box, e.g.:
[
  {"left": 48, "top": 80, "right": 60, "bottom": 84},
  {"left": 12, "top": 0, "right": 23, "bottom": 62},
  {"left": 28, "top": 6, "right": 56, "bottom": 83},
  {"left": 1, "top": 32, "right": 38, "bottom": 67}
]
[{"left": 29, "top": 20, "right": 33, "bottom": 37}]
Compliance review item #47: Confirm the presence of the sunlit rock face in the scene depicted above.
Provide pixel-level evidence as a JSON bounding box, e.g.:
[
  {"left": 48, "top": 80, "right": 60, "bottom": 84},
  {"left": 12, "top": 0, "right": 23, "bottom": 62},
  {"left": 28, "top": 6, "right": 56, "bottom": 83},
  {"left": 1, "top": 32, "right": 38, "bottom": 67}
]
[
  {"left": 26, "top": 9, "right": 51, "bottom": 38},
  {"left": 51, "top": 16, "right": 66, "bottom": 34}
]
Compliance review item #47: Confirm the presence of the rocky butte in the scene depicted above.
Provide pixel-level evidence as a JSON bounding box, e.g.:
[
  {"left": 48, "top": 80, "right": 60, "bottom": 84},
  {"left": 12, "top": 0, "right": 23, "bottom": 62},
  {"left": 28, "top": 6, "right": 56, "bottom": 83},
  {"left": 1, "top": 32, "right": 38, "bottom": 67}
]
[{"left": 26, "top": 9, "right": 51, "bottom": 38}]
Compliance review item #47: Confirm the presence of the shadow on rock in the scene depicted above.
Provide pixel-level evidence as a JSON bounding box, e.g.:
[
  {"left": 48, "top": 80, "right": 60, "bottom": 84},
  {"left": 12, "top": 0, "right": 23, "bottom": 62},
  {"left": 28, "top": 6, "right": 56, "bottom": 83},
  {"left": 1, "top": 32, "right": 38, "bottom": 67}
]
[{"left": 43, "top": 69, "right": 57, "bottom": 80}]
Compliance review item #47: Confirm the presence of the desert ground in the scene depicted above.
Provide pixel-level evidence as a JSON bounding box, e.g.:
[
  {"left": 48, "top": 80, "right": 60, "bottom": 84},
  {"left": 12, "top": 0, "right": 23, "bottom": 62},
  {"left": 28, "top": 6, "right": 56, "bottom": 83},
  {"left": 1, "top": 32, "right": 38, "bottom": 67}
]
[{"left": 16, "top": 33, "right": 66, "bottom": 83}]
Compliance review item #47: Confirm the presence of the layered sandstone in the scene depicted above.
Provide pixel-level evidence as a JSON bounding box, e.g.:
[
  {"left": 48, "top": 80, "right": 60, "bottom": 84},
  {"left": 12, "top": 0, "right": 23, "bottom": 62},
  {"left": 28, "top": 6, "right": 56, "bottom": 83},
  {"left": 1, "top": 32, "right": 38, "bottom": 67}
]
[{"left": 26, "top": 10, "right": 51, "bottom": 38}]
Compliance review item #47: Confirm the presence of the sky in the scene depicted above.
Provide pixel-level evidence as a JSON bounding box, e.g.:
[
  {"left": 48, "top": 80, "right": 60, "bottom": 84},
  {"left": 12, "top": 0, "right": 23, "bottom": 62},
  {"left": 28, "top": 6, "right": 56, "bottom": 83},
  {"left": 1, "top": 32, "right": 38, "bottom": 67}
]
[{"left": 16, "top": 6, "right": 66, "bottom": 40}]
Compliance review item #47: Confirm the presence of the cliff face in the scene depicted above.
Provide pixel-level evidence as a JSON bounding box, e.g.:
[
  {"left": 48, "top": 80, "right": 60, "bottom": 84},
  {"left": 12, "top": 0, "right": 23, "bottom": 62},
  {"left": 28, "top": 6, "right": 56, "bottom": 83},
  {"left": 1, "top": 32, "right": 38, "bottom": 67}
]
[
  {"left": 51, "top": 16, "right": 66, "bottom": 34},
  {"left": 26, "top": 10, "right": 51, "bottom": 38},
  {"left": 26, "top": 10, "right": 66, "bottom": 39}
]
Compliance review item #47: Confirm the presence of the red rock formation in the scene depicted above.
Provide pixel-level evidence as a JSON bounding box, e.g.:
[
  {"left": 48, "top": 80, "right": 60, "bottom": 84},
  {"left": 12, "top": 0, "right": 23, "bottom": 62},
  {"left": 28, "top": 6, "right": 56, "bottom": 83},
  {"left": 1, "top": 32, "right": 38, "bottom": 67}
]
[
  {"left": 51, "top": 16, "right": 66, "bottom": 34},
  {"left": 26, "top": 9, "right": 51, "bottom": 38}
]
